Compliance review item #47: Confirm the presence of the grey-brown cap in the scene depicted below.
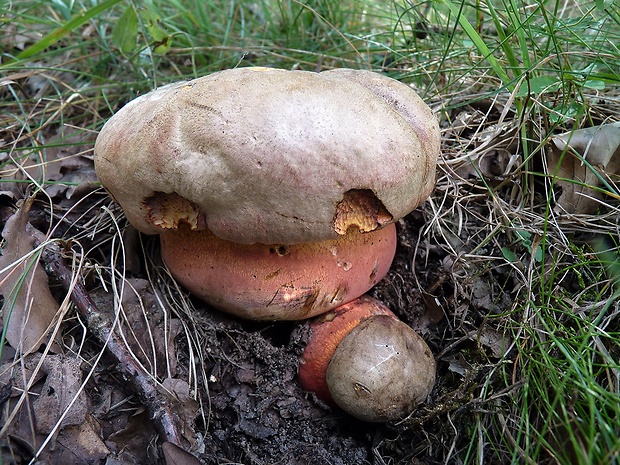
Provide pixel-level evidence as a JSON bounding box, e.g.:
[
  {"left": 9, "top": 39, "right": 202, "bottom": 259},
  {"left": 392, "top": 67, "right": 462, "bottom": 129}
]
[{"left": 94, "top": 67, "right": 440, "bottom": 245}]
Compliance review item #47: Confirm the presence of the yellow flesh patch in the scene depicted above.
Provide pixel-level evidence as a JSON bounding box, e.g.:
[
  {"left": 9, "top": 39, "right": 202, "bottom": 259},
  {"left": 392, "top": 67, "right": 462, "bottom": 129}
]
[{"left": 333, "top": 189, "right": 393, "bottom": 235}]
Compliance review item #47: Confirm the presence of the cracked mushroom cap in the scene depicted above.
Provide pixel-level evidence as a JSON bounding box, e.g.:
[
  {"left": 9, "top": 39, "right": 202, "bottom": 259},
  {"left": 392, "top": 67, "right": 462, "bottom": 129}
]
[{"left": 94, "top": 67, "right": 440, "bottom": 245}]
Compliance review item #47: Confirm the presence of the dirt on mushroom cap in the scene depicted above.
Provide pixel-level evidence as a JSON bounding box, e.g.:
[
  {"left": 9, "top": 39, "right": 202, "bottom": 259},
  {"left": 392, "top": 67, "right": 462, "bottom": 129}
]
[{"left": 94, "top": 67, "right": 440, "bottom": 245}]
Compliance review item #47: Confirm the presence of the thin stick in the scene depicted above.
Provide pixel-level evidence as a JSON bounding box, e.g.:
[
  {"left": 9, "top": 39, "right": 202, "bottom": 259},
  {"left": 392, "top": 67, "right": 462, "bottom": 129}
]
[{"left": 32, "top": 230, "right": 192, "bottom": 449}]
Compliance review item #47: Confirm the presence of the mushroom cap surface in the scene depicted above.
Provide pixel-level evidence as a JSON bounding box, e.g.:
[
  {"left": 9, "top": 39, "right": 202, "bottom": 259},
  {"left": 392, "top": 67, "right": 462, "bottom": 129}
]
[
  {"left": 298, "top": 295, "right": 397, "bottom": 401},
  {"left": 326, "top": 314, "right": 436, "bottom": 422},
  {"left": 94, "top": 67, "right": 440, "bottom": 245}
]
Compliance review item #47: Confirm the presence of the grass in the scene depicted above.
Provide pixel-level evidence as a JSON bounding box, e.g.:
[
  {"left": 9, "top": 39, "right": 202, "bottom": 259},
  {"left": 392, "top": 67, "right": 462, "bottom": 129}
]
[{"left": 1, "top": 0, "right": 620, "bottom": 463}]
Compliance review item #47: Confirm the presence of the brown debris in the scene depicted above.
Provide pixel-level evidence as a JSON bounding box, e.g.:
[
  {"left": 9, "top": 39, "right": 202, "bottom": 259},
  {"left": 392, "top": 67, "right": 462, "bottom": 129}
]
[{"left": 0, "top": 197, "right": 60, "bottom": 353}]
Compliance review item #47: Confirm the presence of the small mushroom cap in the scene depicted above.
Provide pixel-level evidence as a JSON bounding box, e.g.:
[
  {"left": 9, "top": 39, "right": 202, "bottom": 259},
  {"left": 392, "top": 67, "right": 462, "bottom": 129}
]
[
  {"left": 326, "top": 314, "right": 436, "bottom": 422},
  {"left": 298, "top": 295, "right": 396, "bottom": 401},
  {"left": 94, "top": 67, "right": 440, "bottom": 245}
]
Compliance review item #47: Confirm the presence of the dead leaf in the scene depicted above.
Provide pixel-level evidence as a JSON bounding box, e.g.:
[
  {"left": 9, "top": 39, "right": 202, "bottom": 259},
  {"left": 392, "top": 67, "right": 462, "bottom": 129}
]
[
  {"left": 0, "top": 353, "right": 47, "bottom": 397},
  {"left": 0, "top": 197, "right": 59, "bottom": 353},
  {"left": 456, "top": 149, "right": 513, "bottom": 180},
  {"left": 445, "top": 353, "right": 472, "bottom": 377},
  {"left": 161, "top": 377, "right": 199, "bottom": 440},
  {"left": 162, "top": 441, "right": 202, "bottom": 465},
  {"left": 33, "top": 354, "right": 88, "bottom": 434},
  {"left": 1, "top": 354, "right": 106, "bottom": 465},
  {"left": 43, "top": 128, "right": 98, "bottom": 199},
  {"left": 52, "top": 416, "right": 110, "bottom": 464},
  {"left": 550, "top": 122, "right": 620, "bottom": 213},
  {"left": 119, "top": 279, "right": 182, "bottom": 378},
  {"left": 107, "top": 410, "right": 159, "bottom": 464},
  {"left": 471, "top": 278, "right": 496, "bottom": 312},
  {"left": 91, "top": 278, "right": 181, "bottom": 379},
  {"left": 0, "top": 127, "right": 96, "bottom": 200},
  {"left": 416, "top": 292, "right": 445, "bottom": 330},
  {"left": 454, "top": 123, "right": 520, "bottom": 181},
  {"left": 471, "top": 327, "right": 513, "bottom": 359}
]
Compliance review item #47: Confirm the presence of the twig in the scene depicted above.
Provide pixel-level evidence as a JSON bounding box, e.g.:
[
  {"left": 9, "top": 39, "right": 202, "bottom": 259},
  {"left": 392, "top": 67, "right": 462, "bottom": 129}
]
[{"left": 31, "top": 228, "right": 192, "bottom": 450}]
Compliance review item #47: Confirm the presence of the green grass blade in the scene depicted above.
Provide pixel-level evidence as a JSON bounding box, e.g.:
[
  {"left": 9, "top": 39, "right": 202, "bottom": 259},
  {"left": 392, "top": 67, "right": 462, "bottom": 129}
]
[
  {"left": 2, "top": 0, "right": 124, "bottom": 67},
  {"left": 441, "top": 0, "right": 512, "bottom": 89}
]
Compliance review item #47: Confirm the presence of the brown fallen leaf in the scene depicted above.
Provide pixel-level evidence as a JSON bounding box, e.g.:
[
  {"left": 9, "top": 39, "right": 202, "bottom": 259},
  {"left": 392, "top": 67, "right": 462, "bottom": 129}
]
[
  {"left": 456, "top": 148, "right": 514, "bottom": 180},
  {"left": 550, "top": 122, "right": 620, "bottom": 214},
  {"left": 115, "top": 278, "right": 182, "bottom": 378},
  {"left": 0, "top": 353, "right": 109, "bottom": 464},
  {"left": 0, "top": 197, "right": 59, "bottom": 353},
  {"left": 53, "top": 418, "right": 110, "bottom": 464},
  {"left": 471, "top": 327, "right": 513, "bottom": 359},
  {"left": 42, "top": 128, "right": 98, "bottom": 200},
  {"left": 0, "top": 127, "right": 96, "bottom": 200},
  {"left": 33, "top": 354, "right": 88, "bottom": 434},
  {"left": 107, "top": 410, "right": 160, "bottom": 463},
  {"left": 161, "top": 377, "right": 199, "bottom": 440},
  {"left": 445, "top": 353, "right": 472, "bottom": 377},
  {"left": 162, "top": 441, "right": 202, "bottom": 465},
  {"left": 0, "top": 352, "right": 46, "bottom": 396}
]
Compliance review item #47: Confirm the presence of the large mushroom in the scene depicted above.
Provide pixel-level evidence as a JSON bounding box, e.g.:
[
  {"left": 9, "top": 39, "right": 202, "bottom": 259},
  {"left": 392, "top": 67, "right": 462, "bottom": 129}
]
[{"left": 94, "top": 67, "right": 440, "bottom": 320}]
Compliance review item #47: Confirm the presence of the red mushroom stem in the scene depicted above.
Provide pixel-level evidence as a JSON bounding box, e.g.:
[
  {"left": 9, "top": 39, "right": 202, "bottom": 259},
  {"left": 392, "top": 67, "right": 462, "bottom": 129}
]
[
  {"left": 159, "top": 224, "right": 397, "bottom": 320},
  {"left": 297, "top": 295, "right": 396, "bottom": 403}
]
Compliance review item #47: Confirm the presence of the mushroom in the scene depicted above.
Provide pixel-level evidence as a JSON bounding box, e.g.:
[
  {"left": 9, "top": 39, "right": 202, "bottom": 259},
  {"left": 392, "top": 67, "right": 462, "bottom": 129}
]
[
  {"left": 297, "top": 295, "right": 396, "bottom": 402},
  {"left": 298, "top": 296, "right": 436, "bottom": 422},
  {"left": 94, "top": 67, "right": 440, "bottom": 320}
]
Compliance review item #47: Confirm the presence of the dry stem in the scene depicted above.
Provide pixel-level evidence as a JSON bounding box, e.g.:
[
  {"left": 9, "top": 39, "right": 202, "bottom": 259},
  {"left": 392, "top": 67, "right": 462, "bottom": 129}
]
[{"left": 31, "top": 227, "right": 194, "bottom": 451}]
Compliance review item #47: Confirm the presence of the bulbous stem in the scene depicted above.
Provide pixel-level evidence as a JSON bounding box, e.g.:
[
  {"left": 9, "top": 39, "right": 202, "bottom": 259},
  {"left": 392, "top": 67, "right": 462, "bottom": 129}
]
[{"left": 159, "top": 224, "right": 397, "bottom": 320}]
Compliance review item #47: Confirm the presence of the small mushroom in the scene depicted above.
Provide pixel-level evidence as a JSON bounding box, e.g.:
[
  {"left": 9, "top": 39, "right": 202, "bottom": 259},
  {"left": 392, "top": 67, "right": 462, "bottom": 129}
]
[
  {"left": 298, "top": 296, "right": 436, "bottom": 422},
  {"left": 94, "top": 67, "right": 440, "bottom": 320}
]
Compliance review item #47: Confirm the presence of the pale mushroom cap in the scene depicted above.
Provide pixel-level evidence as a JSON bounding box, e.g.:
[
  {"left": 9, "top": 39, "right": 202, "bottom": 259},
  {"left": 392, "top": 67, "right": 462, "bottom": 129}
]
[
  {"left": 326, "top": 315, "right": 436, "bottom": 422},
  {"left": 94, "top": 67, "right": 440, "bottom": 245}
]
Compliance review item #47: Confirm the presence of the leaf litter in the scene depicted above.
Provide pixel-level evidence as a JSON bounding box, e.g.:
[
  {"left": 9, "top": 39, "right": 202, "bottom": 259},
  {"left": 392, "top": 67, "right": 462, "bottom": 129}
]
[
  {"left": 550, "top": 121, "right": 620, "bottom": 214},
  {"left": 0, "top": 196, "right": 60, "bottom": 353}
]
